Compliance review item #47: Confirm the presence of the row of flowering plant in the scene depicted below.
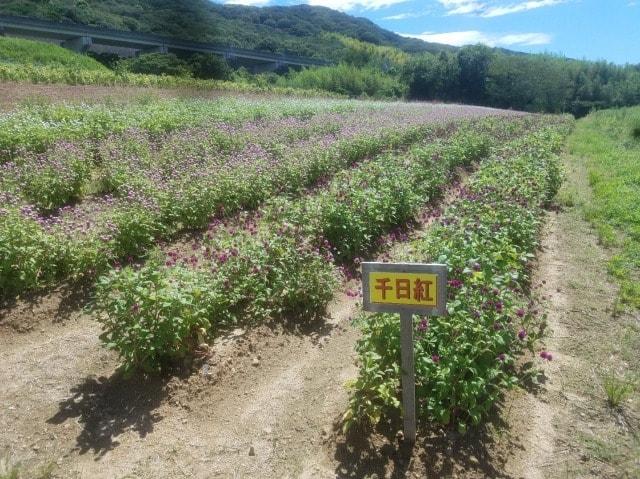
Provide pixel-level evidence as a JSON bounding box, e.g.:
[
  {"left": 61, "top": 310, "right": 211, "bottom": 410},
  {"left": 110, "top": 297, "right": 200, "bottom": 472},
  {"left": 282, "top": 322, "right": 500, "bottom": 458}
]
[
  {"left": 344, "top": 117, "right": 573, "bottom": 434},
  {"left": 90, "top": 117, "right": 540, "bottom": 373}
]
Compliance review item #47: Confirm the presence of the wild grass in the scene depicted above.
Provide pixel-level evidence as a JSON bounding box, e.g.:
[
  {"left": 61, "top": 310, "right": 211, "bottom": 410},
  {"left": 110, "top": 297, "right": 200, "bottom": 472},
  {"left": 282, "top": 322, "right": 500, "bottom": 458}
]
[
  {"left": 602, "top": 374, "right": 634, "bottom": 408},
  {"left": 567, "top": 106, "right": 640, "bottom": 310},
  {"left": 0, "top": 36, "right": 107, "bottom": 71}
]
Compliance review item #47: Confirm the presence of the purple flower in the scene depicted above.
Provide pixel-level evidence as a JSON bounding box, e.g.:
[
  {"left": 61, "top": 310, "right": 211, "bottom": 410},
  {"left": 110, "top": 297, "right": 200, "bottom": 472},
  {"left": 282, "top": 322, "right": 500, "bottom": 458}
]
[
  {"left": 497, "top": 353, "right": 506, "bottom": 361},
  {"left": 131, "top": 303, "right": 140, "bottom": 314},
  {"left": 540, "top": 351, "right": 548, "bottom": 359},
  {"left": 417, "top": 318, "right": 429, "bottom": 332},
  {"left": 518, "top": 329, "right": 527, "bottom": 340},
  {"left": 431, "top": 354, "right": 440, "bottom": 363},
  {"left": 516, "top": 308, "right": 525, "bottom": 318}
]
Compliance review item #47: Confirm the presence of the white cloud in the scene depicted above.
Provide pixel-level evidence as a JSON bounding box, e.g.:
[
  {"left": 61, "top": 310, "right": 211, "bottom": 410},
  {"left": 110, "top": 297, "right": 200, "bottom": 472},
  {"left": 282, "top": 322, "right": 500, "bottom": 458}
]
[
  {"left": 400, "top": 30, "right": 552, "bottom": 47},
  {"left": 306, "top": 0, "right": 410, "bottom": 10},
  {"left": 382, "top": 11, "right": 430, "bottom": 20},
  {"left": 438, "top": 0, "right": 484, "bottom": 15},
  {"left": 437, "top": 0, "right": 567, "bottom": 17},
  {"left": 483, "top": 0, "right": 566, "bottom": 17}
]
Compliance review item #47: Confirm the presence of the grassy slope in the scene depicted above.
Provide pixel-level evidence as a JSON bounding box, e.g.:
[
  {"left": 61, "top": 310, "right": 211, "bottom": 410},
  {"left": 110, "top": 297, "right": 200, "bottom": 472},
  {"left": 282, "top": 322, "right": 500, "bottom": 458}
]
[
  {"left": 566, "top": 106, "right": 640, "bottom": 309},
  {"left": 0, "top": 36, "right": 108, "bottom": 71}
]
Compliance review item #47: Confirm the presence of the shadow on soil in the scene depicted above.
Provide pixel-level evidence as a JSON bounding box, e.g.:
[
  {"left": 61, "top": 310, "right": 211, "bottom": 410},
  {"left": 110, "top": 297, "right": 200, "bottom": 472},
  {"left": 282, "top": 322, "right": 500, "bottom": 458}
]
[
  {"left": 0, "top": 281, "right": 93, "bottom": 330},
  {"left": 333, "top": 412, "right": 514, "bottom": 478},
  {"left": 47, "top": 371, "right": 173, "bottom": 457},
  {"left": 333, "top": 371, "right": 549, "bottom": 479}
]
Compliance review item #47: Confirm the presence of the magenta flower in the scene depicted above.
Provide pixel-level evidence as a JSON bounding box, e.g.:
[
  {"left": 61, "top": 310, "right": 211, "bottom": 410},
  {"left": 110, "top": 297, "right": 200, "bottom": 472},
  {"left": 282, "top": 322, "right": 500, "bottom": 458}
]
[
  {"left": 418, "top": 318, "right": 429, "bottom": 332},
  {"left": 518, "top": 329, "right": 527, "bottom": 340},
  {"left": 516, "top": 308, "right": 525, "bottom": 318},
  {"left": 431, "top": 354, "right": 440, "bottom": 363},
  {"left": 497, "top": 353, "right": 506, "bottom": 361}
]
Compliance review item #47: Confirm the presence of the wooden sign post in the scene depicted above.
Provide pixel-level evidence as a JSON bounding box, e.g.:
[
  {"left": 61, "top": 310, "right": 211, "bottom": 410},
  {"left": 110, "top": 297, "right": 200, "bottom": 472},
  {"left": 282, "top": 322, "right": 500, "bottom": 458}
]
[{"left": 361, "top": 262, "right": 447, "bottom": 444}]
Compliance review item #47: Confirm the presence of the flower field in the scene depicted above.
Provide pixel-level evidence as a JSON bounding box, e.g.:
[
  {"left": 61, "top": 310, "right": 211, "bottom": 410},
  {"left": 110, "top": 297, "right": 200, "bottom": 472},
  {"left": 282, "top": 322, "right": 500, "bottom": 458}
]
[
  {"left": 0, "top": 99, "right": 519, "bottom": 297},
  {"left": 0, "top": 95, "right": 574, "bottom": 439}
]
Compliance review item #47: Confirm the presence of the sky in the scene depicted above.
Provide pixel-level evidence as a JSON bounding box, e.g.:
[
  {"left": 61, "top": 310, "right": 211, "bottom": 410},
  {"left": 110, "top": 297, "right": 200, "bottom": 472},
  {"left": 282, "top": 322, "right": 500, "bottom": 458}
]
[{"left": 214, "top": 0, "right": 640, "bottom": 64}]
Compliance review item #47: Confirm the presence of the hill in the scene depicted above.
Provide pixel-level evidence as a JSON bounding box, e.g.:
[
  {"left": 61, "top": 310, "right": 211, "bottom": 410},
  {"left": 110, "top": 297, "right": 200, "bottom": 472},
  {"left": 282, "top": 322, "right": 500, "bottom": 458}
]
[{"left": 0, "top": 0, "right": 452, "bottom": 60}]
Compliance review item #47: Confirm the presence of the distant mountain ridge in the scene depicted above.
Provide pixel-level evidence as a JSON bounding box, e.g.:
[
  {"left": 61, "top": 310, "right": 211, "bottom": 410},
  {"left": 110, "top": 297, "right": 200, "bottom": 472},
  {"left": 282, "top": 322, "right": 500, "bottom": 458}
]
[{"left": 0, "top": 0, "right": 453, "bottom": 59}]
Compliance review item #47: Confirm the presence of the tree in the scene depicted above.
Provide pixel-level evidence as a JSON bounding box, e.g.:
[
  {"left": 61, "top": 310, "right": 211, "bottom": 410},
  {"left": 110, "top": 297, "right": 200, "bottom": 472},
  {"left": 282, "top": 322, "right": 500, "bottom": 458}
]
[{"left": 457, "top": 45, "right": 493, "bottom": 104}]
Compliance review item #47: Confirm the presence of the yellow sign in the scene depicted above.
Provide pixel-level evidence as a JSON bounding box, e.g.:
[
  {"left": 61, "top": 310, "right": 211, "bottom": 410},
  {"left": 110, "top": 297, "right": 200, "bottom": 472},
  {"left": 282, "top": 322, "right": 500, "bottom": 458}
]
[
  {"left": 369, "top": 272, "right": 438, "bottom": 307},
  {"left": 361, "top": 262, "right": 447, "bottom": 315}
]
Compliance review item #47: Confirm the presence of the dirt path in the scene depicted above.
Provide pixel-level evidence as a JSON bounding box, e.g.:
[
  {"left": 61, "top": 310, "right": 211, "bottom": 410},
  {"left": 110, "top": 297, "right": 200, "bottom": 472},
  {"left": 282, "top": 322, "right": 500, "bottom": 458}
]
[
  {"left": 0, "top": 288, "right": 362, "bottom": 478},
  {"left": 502, "top": 155, "right": 640, "bottom": 478}
]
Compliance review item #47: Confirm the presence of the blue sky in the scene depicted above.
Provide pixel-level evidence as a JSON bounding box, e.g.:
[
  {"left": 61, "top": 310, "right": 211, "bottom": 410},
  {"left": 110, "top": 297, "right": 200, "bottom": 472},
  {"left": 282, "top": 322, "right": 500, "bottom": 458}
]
[{"left": 215, "top": 0, "right": 640, "bottom": 64}]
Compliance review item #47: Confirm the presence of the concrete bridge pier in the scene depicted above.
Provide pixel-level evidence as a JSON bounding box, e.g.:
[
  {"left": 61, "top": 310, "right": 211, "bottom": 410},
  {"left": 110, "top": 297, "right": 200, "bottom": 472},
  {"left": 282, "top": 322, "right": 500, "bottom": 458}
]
[{"left": 62, "top": 35, "right": 92, "bottom": 52}]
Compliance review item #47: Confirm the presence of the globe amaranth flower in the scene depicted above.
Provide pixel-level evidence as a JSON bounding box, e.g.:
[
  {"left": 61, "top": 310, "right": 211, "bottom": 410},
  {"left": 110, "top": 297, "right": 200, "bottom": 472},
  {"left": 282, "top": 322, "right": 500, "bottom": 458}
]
[
  {"left": 417, "top": 318, "right": 429, "bottom": 332},
  {"left": 540, "top": 351, "right": 553, "bottom": 361},
  {"left": 518, "top": 329, "right": 527, "bottom": 340}
]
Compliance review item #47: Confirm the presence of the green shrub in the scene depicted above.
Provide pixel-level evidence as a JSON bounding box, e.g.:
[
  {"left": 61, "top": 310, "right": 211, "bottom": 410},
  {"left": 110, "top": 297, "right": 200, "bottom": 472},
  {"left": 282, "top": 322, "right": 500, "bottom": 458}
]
[
  {"left": 116, "top": 53, "right": 192, "bottom": 77},
  {"left": 188, "top": 53, "right": 231, "bottom": 80},
  {"left": 94, "top": 265, "right": 217, "bottom": 374},
  {"left": 277, "top": 63, "right": 407, "bottom": 98},
  {"left": 0, "top": 210, "right": 65, "bottom": 296},
  {"left": 109, "top": 205, "right": 165, "bottom": 259}
]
